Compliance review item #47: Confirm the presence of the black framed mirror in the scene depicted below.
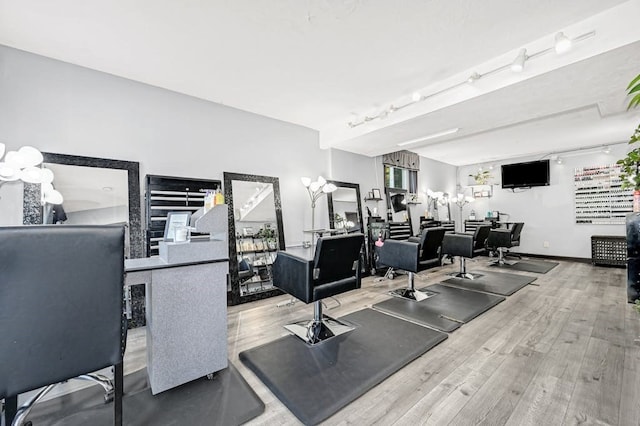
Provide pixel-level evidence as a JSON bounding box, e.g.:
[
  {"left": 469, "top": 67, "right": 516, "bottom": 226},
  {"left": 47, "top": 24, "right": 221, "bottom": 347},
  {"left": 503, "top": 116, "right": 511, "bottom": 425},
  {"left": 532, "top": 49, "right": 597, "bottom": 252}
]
[
  {"left": 326, "top": 180, "right": 368, "bottom": 275},
  {"left": 224, "top": 172, "right": 285, "bottom": 305},
  {"left": 23, "top": 152, "right": 143, "bottom": 259}
]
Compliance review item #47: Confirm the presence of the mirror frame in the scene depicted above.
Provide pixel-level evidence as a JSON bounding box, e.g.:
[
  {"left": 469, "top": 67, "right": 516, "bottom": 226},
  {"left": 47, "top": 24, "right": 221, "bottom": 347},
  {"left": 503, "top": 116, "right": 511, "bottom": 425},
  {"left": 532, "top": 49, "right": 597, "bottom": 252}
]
[
  {"left": 23, "top": 152, "right": 143, "bottom": 259},
  {"left": 326, "top": 180, "right": 364, "bottom": 234},
  {"left": 224, "top": 171, "right": 286, "bottom": 305},
  {"left": 326, "top": 180, "right": 368, "bottom": 275}
]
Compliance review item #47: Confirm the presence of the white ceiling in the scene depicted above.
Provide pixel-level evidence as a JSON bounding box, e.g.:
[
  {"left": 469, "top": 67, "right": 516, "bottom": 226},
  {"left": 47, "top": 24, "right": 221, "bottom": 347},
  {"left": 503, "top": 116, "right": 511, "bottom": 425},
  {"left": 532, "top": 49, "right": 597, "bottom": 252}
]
[{"left": 1, "top": 0, "right": 639, "bottom": 165}]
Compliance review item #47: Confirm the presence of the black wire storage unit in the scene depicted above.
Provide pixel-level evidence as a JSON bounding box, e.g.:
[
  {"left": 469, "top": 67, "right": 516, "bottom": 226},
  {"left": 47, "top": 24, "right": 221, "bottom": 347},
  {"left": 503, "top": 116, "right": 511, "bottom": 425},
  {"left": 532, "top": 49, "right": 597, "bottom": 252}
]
[{"left": 590, "top": 235, "right": 626, "bottom": 267}]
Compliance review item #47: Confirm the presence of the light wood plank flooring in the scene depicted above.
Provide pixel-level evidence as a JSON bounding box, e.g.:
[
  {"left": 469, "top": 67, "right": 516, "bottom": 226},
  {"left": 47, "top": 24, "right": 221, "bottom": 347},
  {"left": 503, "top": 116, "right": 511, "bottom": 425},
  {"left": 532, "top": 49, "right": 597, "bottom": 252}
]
[
  {"left": 27, "top": 257, "right": 640, "bottom": 425},
  {"left": 226, "top": 257, "right": 638, "bottom": 426}
]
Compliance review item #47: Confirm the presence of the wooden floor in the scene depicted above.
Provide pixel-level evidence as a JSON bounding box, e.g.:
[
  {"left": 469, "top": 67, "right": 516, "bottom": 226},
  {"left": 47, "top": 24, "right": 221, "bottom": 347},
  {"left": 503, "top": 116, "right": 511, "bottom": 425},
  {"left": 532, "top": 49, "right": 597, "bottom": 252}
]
[
  {"left": 31, "top": 256, "right": 640, "bottom": 425},
  {"left": 225, "top": 257, "right": 639, "bottom": 426}
]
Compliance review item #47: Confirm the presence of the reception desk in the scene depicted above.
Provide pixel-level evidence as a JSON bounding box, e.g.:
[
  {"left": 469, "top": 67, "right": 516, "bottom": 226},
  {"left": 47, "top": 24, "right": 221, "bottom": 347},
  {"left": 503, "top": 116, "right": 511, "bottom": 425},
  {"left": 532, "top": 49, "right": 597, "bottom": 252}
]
[{"left": 125, "top": 205, "right": 229, "bottom": 395}]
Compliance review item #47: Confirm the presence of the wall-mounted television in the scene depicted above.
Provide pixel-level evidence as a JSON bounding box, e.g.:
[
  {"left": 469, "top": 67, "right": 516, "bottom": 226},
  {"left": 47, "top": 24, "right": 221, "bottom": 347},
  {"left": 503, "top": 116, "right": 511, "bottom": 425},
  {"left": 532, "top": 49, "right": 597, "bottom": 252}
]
[{"left": 501, "top": 159, "right": 550, "bottom": 189}]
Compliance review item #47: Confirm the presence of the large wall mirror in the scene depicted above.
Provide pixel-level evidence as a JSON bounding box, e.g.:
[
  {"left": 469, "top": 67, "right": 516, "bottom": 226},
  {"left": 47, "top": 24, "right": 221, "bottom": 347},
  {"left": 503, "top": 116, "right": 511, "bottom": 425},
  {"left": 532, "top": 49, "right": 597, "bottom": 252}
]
[
  {"left": 326, "top": 180, "right": 368, "bottom": 275},
  {"left": 224, "top": 172, "right": 285, "bottom": 305},
  {"left": 23, "top": 153, "right": 143, "bottom": 259}
]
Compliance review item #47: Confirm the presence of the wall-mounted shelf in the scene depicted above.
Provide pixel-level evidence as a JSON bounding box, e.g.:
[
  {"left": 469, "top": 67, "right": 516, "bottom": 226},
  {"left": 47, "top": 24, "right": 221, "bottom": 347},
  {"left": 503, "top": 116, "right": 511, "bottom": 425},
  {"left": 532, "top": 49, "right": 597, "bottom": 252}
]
[
  {"left": 364, "top": 197, "right": 382, "bottom": 202},
  {"left": 574, "top": 164, "right": 632, "bottom": 225},
  {"left": 469, "top": 184, "right": 493, "bottom": 198}
]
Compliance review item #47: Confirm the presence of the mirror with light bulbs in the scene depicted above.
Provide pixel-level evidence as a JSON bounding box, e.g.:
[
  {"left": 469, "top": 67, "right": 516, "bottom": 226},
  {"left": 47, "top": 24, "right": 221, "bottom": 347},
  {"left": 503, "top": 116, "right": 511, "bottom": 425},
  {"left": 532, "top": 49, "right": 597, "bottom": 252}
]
[
  {"left": 224, "top": 171, "right": 286, "bottom": 305},
  {"left": 22, "top": 152, "right": 143, "bottom": 259}
]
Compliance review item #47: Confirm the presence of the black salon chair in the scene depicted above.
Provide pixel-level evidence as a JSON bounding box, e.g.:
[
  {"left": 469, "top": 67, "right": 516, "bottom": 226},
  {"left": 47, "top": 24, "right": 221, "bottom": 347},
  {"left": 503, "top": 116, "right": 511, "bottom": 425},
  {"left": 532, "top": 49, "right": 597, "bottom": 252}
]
[
  {"left": 504, "top": 222, "right": 524, "bottom": 259},
  {"left": 487, "top": 229, "right": 513, "bottom": 265},
  {"left": 377, "top": 240, "right": 427, "bottom": 301},
  {"left": 441, "top": 225, "right": 491, "bottom": 280},
  {"left": 272, "top": 233, "right": 364, "bottom": 345},
  {"left": 469, "top": 224, "right": 492, "bottom": 256},
  {"left": 238, "top": 258, "right": 254, "bottom": 284},
  {"left": 0, "top": 225, "right": 126, "bottom": 426},
  {"left": 407, "top": 226, "right": 446, "bottom": 272}
]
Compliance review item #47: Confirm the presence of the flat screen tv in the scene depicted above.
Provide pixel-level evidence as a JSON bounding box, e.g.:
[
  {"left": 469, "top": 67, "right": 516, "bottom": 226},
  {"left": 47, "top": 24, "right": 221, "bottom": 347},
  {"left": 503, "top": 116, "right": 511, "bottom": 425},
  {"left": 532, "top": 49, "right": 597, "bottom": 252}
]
[{"left": 501, "top": 159, "right": 550, "bottom": 188}]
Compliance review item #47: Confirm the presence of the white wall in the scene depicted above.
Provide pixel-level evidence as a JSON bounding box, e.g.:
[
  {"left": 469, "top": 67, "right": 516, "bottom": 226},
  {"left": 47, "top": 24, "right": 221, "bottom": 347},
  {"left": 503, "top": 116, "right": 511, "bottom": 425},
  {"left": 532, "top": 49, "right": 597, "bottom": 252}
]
[
  {"left": 329, "top": 149, "right": 458, "bottom": 234},
  {"left": 457, "top": 143, "right": 630, "bottom": 259},
  {"left": 0, "top": 45, "right": 332, "bottom": 247}
]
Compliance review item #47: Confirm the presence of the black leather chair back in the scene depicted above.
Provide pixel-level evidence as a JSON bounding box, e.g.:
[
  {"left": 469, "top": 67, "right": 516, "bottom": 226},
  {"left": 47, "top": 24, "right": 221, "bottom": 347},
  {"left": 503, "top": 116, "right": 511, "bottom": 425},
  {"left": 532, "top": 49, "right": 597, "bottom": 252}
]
[
  {"left": 442, "top": 233, "right": 474, "bottom": 258},
  {"left": 511, "top": 222, "right": 524, "bottom": 243},
  {"left": 473, "top": 225, "right": 492, "bottom": 251},
  {"left": 313, "top": 233, "right": 364, "bottom": 285},
  {"left": 420, "top": 227, "right": 446, "bottom": 261},
  {"left": 487, "top": 228, "right": 513, "bottom": 248},
  {"left": 0, "top": 225, "right": 125, "bottom": 399}
]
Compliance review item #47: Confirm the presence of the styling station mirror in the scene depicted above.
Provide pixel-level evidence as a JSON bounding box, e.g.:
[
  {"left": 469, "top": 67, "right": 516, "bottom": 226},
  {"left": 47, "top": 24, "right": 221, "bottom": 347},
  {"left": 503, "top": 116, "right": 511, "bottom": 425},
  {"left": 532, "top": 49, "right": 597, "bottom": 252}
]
[
  {"left": 326, "top": 180, "right": 368, "bottom": 275},
  {"left": 23, "top": 153, "right": 144, "bottom": 326},
  {"left": 23, "top": 153, "right": 143, "bottom": 258},
  {"left": 224, "top": 172, "right": 285, "bottom": 305}
]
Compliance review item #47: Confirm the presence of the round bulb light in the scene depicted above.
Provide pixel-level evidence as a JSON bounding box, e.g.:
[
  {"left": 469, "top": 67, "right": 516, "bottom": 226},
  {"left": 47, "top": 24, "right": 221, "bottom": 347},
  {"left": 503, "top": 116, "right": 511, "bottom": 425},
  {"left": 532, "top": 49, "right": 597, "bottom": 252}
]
[
  {"left": 43, "top": 188, "right": 63, "bottom": 205},
  {"left": 0, "top": 161, "right": 17, "bottom": 177},
  {"left": 323, "top": 183, "right": 337, "bottom": 193},
  {"left": 18, "top": 146, "right": 44, "bottom": 167},
  {"left": 4, "top": 151, "right": 26, "bottom": 168},
  {"left": 20, "top": 166, "right": 44, "bottom": 183},
  {"left": 40, "top": 168, "right": 55, "bottom": 184}
]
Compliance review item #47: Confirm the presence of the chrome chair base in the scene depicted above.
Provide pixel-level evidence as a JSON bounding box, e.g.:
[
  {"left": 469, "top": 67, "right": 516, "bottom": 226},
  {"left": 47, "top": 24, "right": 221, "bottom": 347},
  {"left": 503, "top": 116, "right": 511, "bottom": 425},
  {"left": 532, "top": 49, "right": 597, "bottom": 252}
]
[
  {"left": 451, "top": 272, "right": 479, "bottom": 280},
  {"left": 489, "top": 248, "right": 516, "bottom": 266},
  {"left": 389, "top": 288, "right": 436, "bottom": 302},
  {"left": 284, "top": 315, "right": 355, "bottom": 345},
  {"left": 12, "top": 374, "right": 114, "bottom": 426}
]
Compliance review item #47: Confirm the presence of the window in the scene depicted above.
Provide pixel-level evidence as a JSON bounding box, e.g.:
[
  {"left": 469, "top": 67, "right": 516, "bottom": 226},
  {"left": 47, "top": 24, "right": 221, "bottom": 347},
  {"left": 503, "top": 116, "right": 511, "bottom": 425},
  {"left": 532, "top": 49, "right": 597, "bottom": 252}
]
[{"left": 384, "top": 165, "right": 418, "bottom": 192}]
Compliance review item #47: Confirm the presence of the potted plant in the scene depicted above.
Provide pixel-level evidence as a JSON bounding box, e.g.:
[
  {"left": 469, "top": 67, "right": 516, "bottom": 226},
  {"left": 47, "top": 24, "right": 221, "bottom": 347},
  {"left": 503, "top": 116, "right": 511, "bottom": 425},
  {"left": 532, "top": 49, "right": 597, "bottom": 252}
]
[
  {"left": 616, "top": 73, "right": 640, "bottom": 208},
  {"left": 469, "top": 169, "right": 493, "bottom": 185}
]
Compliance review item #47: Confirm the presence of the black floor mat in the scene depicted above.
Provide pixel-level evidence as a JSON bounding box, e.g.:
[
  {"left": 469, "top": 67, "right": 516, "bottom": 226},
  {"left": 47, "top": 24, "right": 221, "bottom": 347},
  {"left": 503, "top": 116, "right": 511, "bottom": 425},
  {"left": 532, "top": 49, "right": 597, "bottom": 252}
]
[
  {"left": 490, "top": 259, "right": 559, "bottom": 274},
  {"left": 23, "top": 362, "right": 264, "bottom": 426},
  {"left": 373, "top": 284, "right": 504, "bottom": 331},
  {"left": 239, "top": 308, "right": 447, "bottom": 426},
  {"left": 441, "top": 270, "right": 536, "bottom": 296}
]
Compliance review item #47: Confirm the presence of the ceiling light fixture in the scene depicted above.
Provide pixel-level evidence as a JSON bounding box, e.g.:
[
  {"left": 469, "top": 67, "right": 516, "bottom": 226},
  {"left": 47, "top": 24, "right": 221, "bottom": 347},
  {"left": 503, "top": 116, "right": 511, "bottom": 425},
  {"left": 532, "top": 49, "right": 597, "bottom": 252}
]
[
  {"left": 347, "top": 30, "right": 596, "bottom": 128},
  {"left": 602, "top": 146, "right": 611, "bottom": 154},
  {"left": 554, "top": 32, "right": 572, "bottom": 53},
  {"left": 467, "top": 72, "right": 481, "bottom": 83},
  {"left": 511, "top": 48, "right": 527, "bottom": 72},
  {"left": 397, "top": 128, "right": 460, "bottom": 146},
  {"left": 556, "top": 157, "right": 564, "bottom": 165}
]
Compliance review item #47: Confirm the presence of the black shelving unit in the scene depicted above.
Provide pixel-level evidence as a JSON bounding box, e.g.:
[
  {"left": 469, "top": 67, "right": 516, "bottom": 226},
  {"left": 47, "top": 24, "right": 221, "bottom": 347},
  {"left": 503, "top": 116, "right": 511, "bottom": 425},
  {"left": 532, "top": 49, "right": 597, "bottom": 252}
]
[
  {"left": 236, "top": 234, "right": 279, "bottom": 296},
  {"left": 145, "top": 175, "right": 221, "bottom": 257}
]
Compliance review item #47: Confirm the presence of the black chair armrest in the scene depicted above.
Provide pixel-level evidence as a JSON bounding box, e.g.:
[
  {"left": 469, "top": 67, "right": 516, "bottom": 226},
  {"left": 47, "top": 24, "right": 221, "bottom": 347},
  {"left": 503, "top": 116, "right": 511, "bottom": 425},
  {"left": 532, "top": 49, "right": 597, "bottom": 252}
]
[
  {"left": 442, "top": 233, "right": 474, "bottom": 258},
  {"left": 377, "top": 240, "right": 420, "bottom": 273},
  {"left": 272, "top": 251, "right": 314, "bottom": 304}
]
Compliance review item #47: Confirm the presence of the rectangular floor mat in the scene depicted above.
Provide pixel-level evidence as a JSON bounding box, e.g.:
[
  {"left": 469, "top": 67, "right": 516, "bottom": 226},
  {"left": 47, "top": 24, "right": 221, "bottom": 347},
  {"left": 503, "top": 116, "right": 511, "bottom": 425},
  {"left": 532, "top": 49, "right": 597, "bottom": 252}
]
[
  {"left": 490, "top": 259, "right": 559, "bottom": 274},
  {"left": 441, "top": 270, "right": 536, "bottom": 296},
  {"left": 239, "top": 308, "right": 447, "bottom": 425},
  {"left": 373, "top": 284, "right": 505, "bottom": 331},
  {"left": 22, "top": 362, "right": 264, "bottom": 426}
]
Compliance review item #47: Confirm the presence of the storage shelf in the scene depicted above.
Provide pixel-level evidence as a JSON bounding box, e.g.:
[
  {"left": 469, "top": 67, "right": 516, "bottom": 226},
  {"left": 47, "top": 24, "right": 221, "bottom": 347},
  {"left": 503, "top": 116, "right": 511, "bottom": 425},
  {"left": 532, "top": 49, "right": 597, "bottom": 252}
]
[{"left": 574, "top": 164, "right": 632, "bottom": 225}]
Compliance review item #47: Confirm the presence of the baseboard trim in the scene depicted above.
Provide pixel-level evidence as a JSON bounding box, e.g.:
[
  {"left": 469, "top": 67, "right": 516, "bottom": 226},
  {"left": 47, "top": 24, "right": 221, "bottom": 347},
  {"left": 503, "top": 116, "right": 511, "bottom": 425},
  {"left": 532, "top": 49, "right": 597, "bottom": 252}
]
[{"left": 517, "top": 252, "right": 592, "bottom": 264}]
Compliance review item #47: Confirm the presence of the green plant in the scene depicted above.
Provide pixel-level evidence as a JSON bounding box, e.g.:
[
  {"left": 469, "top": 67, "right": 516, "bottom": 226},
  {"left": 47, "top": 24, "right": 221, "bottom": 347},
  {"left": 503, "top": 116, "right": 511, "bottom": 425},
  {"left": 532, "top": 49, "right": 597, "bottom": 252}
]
[
  {"left": 469, "top": 170, "right": 492, "bottom": 185},
  {"left": 616, "top": 73, "right": 640, "bottom": 190},
  {"left": 635, "top": 300, "right": 640, "bottom": 316}
]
